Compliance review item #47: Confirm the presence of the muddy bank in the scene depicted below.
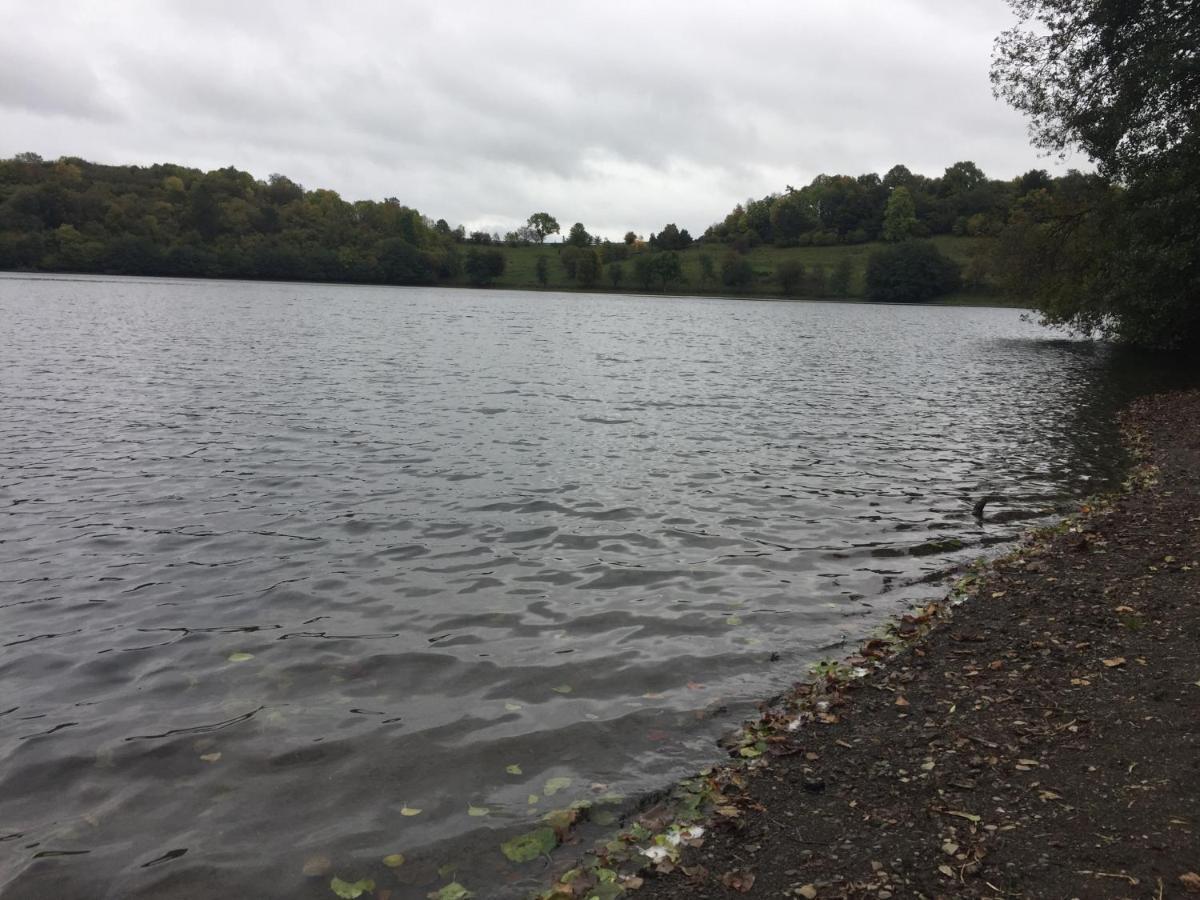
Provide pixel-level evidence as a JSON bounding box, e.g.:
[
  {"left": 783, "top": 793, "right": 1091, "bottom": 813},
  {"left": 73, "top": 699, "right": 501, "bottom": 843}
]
[{"left": 544, "top": 390, "right": 1200, "bottom": 899}]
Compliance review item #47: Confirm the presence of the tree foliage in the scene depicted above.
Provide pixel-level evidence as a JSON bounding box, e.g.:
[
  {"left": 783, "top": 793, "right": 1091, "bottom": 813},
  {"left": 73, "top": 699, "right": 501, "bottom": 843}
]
[
  {"left": 991, "top": 0, "right": 1200, "bottom": 349},
  {"left": 882, "top": 187, "right": 917, "bottom": 242},
  {"left": 865, "top": 241, "right": 962, "bottom": 302},
  {"left": 0, "top": 155, "right": 462, "bottom": 286},
  {"left": 526, "top": 212, "right": 560, "bottom": 243}
]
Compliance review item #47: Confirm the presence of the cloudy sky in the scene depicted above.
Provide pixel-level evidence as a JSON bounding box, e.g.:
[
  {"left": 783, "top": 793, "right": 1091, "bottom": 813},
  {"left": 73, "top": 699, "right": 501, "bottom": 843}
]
[{"left": 1, "top": 0, "right": 1065, "bottom": 238}]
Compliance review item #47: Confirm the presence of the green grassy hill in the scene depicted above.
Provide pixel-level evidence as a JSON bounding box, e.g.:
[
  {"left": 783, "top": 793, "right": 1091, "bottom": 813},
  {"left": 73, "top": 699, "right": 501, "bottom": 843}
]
[{"left": 460, "top": 236, "right": 1023, "bottom": 307}]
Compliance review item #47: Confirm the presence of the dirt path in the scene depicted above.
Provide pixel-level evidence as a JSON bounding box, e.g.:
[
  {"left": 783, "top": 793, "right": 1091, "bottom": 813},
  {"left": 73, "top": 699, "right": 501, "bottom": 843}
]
[{"left": 627, "top": 390, "right": 1200, "bottom": 899}]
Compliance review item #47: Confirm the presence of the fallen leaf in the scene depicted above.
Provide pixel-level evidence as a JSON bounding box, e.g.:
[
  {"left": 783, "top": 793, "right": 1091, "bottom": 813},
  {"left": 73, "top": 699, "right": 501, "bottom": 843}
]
[
  {"left": 330, "top": 877, "right": 375, "bottom": 899},
  {"left": 199, "top": 752, "right": 222, "bottom": 763},
  {"left": 227, "top": 652, "right": 254, "bottom": 663},
  {"left": 944, "top": 810, "right": 982, "bottom": 823},
  {"left": 301, "top": 855, "right": 331, "bottom": 877},
  {"left": 506, "top": 764, "right": 522, "bottom": 775},
  {"left": 400, "top": 806, "right": 422, "bottom": 817},
  {"left": 504, "top": 702, "right": 522, "bottom": 712},
  {"left": 1181, "top": 872, "right": 1200, "bottom": 893},
  {"left": 543, "top": 776, "right": 571, "bottom": 796},
  {"left": 942, "top": 842, "right": 959, "bottom": 855},
  {"left": 938, "top": 864, "right": 956, "bottom": 878},
  {"left": 551, "top": 684, "right": 572, "bottom": 694},
  {"left": 1102, "top": 657, "right": 1126, "bottom": 668},
  {"left": 797, "top": 885, "right": 818, "bottom": 899},
  {"left": 382, "top": 854, "right": 405, "bottom": 868},
  {"left": 719, "top": 869, "right": 756, "bottom": 892},
  {"left": 500, "top": 827, "right": 557, "bottom": 863},
  {"left": 895, "top": 696, "right": 910, "bottom": 708},
  {"left": 467, "top": 804, "right": 489, "bottom": 817},
  {"left": 427, "top": 884, "right": 472, "bottom": 900}
]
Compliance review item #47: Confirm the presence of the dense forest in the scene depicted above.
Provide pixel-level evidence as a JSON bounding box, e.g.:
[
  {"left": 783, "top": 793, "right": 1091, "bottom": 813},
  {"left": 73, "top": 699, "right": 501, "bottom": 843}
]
[{"left": 0, "top": 152, "right": 1084, "bottom": 304}]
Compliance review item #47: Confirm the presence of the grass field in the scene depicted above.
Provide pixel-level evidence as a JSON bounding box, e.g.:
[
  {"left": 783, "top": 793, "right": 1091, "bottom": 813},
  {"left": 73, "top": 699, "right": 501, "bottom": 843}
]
[{"left": 455, "top": 236, "right": 1026, "bottom": 307}]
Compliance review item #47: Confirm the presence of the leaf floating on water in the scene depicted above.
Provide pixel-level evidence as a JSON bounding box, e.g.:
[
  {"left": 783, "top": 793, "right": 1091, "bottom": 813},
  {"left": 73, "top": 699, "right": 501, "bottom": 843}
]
[
  {"left": 330, "top": 876, "right": 375, "bottom": 899},
  {"left": 527, "top": 794, "right": 540, "bottom": 805},
  {"left": 592, "top": 809, "right": 617, "bottom": 827},
  {"left": 302, "top": 855, "right": 332, "bottom": 877},
  {"left": 199, "top": 752, "right": 222, "bottom": 763},
  {"left": 400, "top": 806, "right": 422, "bottom": 817},
  {"left": 543, "top": 776, "right": 571, "bottom": 796},
  {"left": 382, "top": 854, "right": 405, "bottom": 868},
  {"left": 227, "top": 652, "right": 254, "bottom": 662},
  {"left": 551, "top": 684, "right": 572, "bottom": 694},
  {"left": 504, "top": 702, "right": 522, "bottom": 712},
  {"left": 500, "top": 826, "right": 557, "bottom": 863},
  {"left": 427, "top": 883, "right": 473, "bottom": 900},
  {"left": 505, "top": 764, "right": 522, "bottom": 775},
  {"left": 725, "top": 616, "right": 742, "bottom": 626},
  {"left": 467, "top": 804, "right": 489, "bottom": 817}
]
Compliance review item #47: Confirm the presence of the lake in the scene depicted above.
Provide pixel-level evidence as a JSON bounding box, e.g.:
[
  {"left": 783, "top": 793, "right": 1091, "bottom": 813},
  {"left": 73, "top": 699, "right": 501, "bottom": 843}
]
[{"left": 0, "top": 275, "right": 1186, "bottom": 898}]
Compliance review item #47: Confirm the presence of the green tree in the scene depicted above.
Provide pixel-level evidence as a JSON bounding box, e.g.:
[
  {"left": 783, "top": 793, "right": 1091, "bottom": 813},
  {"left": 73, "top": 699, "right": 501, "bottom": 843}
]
[
  {"left": 882, "top": 187, "right": 917, "bottom": 242},
  {"left": 776, "top": 259, "right": 806, "bottom": 295},
  {"left": 526, "top": 212, "right": 560, "bottom": 243},
  {"left": 829, "top": 258, "right": 854, "bottom": 296},
  {"left": 609, "top": 262, "right": 624, "bottom": 289},
  {"left": 991, "top": 0, "right": 1200, "bottom": 348},
  {"left": 864, "top": 241, "right": 961, "bottom": 302},
  {"left": 575, "top": 249, "right": 601, "bottom": 287},
  {"left": 720, "top": 252, "right": 754, "bottom": 289},
  {"left": 566, "top": 222, "right": 591, "bottom": 247},
  {"left": 464, "top": 248, "right": 506, "bottom": 285},
  {"left": 698, "top": 252, "right": 716, "bottom": 286},
  {"left": 535, "top": 254, "right": 549, "bottom": 286}
]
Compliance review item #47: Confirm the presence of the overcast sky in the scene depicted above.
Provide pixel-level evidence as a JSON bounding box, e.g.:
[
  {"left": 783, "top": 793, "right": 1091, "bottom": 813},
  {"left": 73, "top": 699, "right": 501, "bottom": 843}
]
[{"left": 0, "top": 0, "right": 1065, "bottom": 238}]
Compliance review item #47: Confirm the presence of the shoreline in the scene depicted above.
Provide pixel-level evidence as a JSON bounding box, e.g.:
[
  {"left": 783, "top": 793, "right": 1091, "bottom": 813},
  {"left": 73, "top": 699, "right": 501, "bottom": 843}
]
[
  {"left": 532, "top": 389, "right": 1200, "bottom": 899},
  {"left": 0, "top": 268, "right": 1029, "bottom": 310}
]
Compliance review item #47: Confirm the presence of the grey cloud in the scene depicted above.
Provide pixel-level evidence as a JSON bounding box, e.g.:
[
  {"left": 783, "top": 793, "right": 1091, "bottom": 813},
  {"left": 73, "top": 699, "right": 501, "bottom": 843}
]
[{"left": 0, "top": 0, "right": 1061, "bottom": 238}]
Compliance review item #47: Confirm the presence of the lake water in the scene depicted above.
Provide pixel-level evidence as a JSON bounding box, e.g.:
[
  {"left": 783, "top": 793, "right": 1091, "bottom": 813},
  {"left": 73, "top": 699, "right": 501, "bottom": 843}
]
[{"left": 0, "top": 275, "right": 1187, "bottom": 898}]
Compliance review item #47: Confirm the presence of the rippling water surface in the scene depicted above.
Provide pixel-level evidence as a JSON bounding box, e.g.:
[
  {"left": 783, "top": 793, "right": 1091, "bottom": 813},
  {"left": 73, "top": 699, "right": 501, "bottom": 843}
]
[{"left": 0, "top": 275, "right": 1186, "bottom": 898}]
